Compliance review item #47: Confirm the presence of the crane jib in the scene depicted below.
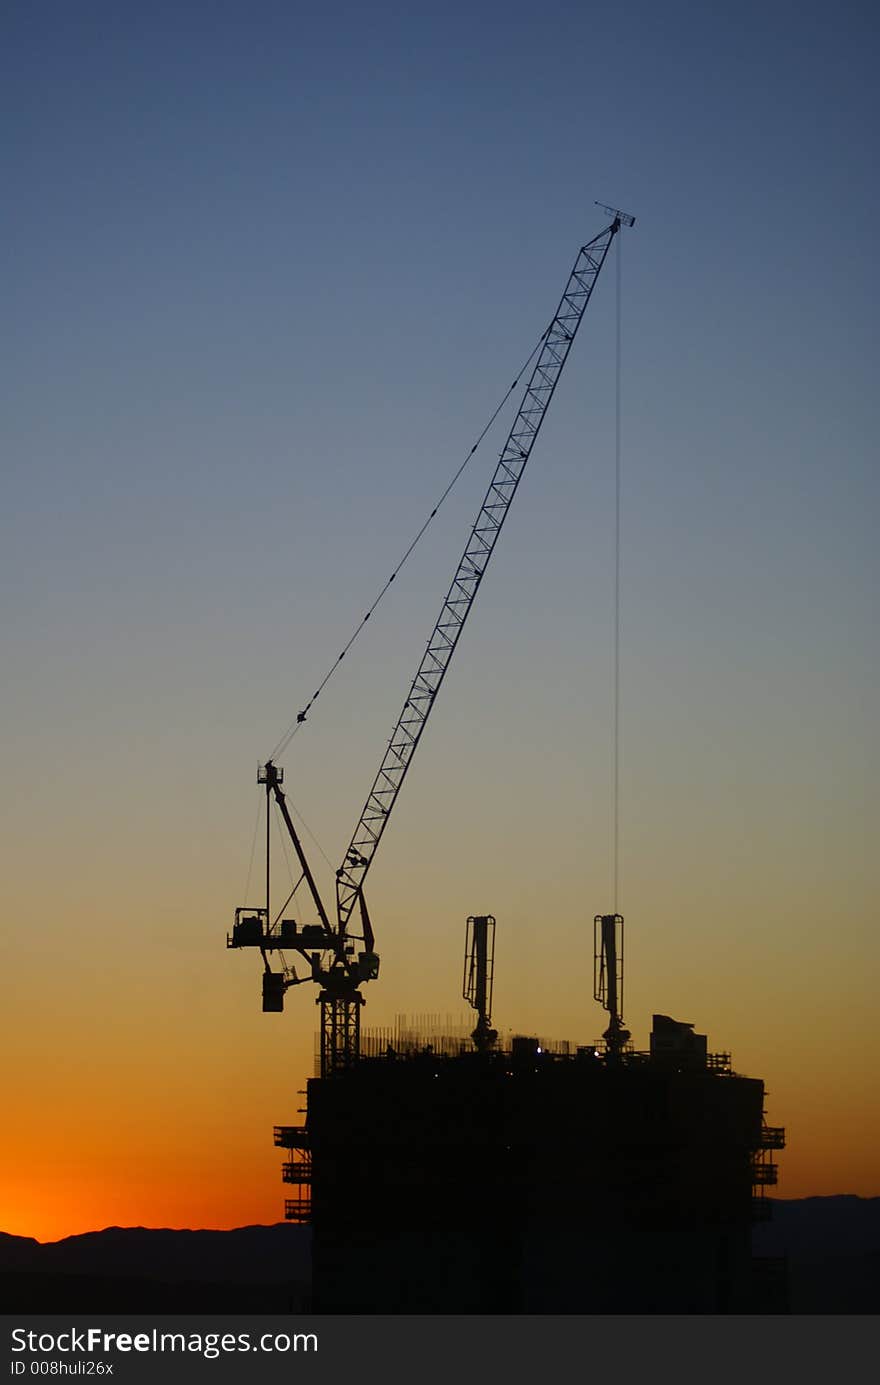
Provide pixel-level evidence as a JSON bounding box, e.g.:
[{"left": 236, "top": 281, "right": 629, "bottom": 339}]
[{"left": 335, "top": 219, "right": 623, "bottom": 938}]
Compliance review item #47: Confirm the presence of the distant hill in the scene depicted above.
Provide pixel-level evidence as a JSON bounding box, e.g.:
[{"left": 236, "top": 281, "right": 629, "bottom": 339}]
[
  {"left": 754, "top": 1196, "right": 880, "bottom": 1257},
  {"left": 1, "top": 1199, "right": 877, "bottom": 1313},
  {"left": 0, "top": 1224, "right": 311, "bottom": 1313},
  {"left": 753, "top": 1196, "right": 880, "bottom": 1313}
]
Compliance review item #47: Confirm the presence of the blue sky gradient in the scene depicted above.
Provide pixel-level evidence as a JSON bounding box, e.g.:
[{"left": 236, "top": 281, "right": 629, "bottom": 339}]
[{"left": 3, "top": 0, "right": 877, "bottom": 1233}]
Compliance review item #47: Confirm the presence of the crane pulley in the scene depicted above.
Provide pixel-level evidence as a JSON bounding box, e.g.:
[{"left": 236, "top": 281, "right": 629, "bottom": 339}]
[{"left": 228, "top": 209, "right": 634, "bottom": 1075}]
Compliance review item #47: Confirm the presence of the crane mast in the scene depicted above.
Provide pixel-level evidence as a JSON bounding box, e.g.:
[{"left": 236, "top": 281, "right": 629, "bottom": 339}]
[{"left": 229, "top": 210, "right": 634, "bottom": 1076}]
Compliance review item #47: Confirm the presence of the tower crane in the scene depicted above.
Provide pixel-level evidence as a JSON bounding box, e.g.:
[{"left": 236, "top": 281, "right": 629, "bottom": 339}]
[{"left": 228, "top": 208, "right": 634, "bottom": 1075}]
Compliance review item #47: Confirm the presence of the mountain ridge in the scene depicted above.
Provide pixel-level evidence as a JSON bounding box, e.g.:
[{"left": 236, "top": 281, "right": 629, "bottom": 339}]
[{"left": 2, "top": 1199, "right": 877, "bottom": 1313}]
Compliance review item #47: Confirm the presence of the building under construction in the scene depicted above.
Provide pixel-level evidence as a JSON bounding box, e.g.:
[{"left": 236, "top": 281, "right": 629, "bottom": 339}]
[
  {"left": 274, "top": 923, "right": 785, "bottom": 1314},
  {"left": 228, "top": 211, "right": 786, "bottom": 1313}
]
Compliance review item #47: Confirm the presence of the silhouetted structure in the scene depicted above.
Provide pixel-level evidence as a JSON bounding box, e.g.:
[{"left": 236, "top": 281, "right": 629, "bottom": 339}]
[
  {"left": 229, "top": 215, "right": 787, "bottom": 1312},
  {"left": 228, "top": 215, "right": 633, "bottom": 1075},
  {"left": 277, "top": 1015, "right": 785, "bottom": 1313}
]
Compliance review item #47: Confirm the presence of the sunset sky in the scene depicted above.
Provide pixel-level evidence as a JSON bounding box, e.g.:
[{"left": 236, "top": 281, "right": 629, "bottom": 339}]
[{"left": 3, "top": 0, "right": 877, "bottom": 1242}]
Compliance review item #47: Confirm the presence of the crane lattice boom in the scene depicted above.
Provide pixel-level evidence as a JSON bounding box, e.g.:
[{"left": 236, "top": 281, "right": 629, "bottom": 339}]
[{"left": 335, "top": 217, "right": 623, "bottom": 936}]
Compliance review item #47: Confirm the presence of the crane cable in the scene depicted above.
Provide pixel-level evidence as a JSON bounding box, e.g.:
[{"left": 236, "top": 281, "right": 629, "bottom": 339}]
[
  {"left": 268, "top": 320, "right": 554, "bottom": 764},
  {"left": 242, "top": 792, "right": 263, "bottom": 905},
  {"left": 612, "top": 228, "right": 622, "bottom": 912}
]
